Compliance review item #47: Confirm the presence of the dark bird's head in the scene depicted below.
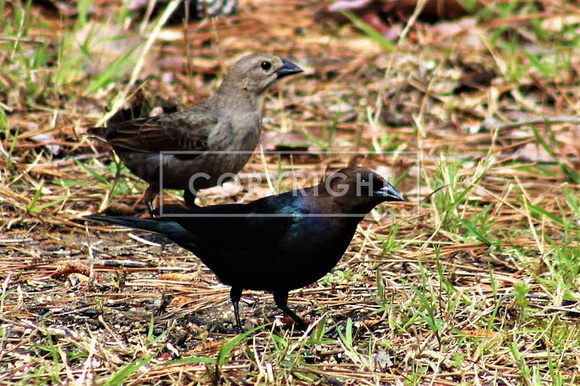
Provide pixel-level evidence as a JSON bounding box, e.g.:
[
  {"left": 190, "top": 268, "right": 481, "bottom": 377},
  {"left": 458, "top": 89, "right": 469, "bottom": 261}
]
[
  {"left": 221, "top": 52, "right": 303, "bottom": 94},
  {"left": 315, "top": 166, "right": 404, "bottom": 215}
]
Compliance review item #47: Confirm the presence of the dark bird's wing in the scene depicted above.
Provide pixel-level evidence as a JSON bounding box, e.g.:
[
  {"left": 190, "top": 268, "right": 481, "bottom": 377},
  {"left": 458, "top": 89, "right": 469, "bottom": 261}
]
[
  {"left": 160, "top": 196, "right": 311, "bottom": 250},
  {"left": 88, "top": 106, "right": 218, "bottom": 154},
  {"left": 87, "top": 199, "right": 305, "bottom": 246},
  {"left": 89, "top": 195, "right": 311, "bottom": 256}
]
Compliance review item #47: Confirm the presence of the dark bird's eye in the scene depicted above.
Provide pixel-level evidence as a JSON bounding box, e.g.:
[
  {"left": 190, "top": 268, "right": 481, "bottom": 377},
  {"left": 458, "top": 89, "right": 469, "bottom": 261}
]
[{"left": 261, "top": 61, "right": 272, "bottom": 71}]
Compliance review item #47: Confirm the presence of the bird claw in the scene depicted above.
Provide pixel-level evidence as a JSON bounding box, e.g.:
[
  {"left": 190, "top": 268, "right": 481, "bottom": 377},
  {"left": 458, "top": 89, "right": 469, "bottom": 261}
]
[{"left": 146, "top": 201, "right": 158, "bottom": 218}]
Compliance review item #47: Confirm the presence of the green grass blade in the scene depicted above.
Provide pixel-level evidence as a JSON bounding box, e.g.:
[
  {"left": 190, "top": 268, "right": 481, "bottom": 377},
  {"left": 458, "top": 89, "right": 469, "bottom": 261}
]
[
  {"left": 105, "top": 353, "right": 155, "bottom": 386},
  {"left": 75, "top": 159, "right": 111, "bottom": 186},
  {"left": 341, "top": 10, "right": 394, "bottom": 50}
]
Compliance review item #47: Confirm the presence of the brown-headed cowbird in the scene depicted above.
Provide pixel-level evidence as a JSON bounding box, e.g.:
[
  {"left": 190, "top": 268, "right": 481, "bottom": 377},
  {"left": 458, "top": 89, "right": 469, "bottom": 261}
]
[
  {"left": 86, "top": 166, "right": 404, "bottom": 331},
  {"left": 89, "top": 53, "right": 303, "bottom": 214}
]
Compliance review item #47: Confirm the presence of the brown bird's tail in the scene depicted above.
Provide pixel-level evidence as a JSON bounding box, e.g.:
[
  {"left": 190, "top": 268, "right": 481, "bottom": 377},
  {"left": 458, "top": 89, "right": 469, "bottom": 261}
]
[{"left": 86, "top": 127, "right": 108, "bottom": 142}]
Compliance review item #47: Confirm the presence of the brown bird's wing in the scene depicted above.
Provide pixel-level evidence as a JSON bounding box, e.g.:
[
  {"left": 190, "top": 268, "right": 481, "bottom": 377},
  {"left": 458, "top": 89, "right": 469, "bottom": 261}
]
[{"left": 88, "top": 106, "right": 217, "bottom": 154}]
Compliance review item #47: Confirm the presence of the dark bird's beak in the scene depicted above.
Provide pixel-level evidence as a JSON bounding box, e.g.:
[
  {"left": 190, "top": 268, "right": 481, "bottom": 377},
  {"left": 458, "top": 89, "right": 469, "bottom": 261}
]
[
  {"left": 276, "top": 59, "right": 303, "bottom": 79},
  {"left": 375, "top": 183, "right": 405, "bottom": 202}
]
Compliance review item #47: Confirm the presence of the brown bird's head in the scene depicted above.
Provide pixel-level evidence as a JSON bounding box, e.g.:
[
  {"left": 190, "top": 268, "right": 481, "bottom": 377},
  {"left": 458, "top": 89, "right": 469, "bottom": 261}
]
[
  {"left": 220, "top": 53, "right": 303, "bottom": 94},
  {"left": 313, "top": 166, "right": 404, "bottom": 215}
]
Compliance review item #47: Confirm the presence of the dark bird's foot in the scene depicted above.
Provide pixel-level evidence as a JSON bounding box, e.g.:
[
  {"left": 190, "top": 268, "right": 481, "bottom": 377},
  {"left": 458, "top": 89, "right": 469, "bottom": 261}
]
[
  {"left": 274, "top": 291, "right": 309, "bottom": 330},
  {"left": 230, "top": 288, "right": 308, "bottom": 333},
  {"left": 230, "top": 287, "right": 244, "bottom": 333}
]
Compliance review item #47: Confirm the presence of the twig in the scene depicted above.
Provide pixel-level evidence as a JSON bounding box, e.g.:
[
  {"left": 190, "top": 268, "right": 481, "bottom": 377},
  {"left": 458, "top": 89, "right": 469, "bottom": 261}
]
[{"left": 481, "top": 115, "right": 580, "bottom": 131}]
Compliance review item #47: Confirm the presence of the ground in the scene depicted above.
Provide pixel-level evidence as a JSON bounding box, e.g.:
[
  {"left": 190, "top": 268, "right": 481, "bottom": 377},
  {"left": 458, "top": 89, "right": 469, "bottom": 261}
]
[{"left": 0, "top": 0, "right": 579, "bottom": 384}]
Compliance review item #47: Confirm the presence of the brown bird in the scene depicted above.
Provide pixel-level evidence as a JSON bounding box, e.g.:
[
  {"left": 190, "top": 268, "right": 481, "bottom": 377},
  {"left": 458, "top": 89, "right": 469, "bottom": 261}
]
[{"left": 89, "top": 53, "right": 303, "bottom": 214}]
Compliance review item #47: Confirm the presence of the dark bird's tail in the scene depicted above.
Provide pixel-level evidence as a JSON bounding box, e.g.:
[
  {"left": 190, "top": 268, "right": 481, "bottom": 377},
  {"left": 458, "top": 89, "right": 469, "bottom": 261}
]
[
  {"left": 85, "top": 215, "right": 165, "bottom": 234},
  {"left": 85, "top": 214, "right": 196, "bottom": 247}
]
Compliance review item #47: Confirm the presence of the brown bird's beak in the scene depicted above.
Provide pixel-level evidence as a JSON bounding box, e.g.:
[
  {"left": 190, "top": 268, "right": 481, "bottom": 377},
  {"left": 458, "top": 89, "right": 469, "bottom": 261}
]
[
  {"left": 276, "top": 59, "right": 303, "bottom": 79},
  {"left": 375, "top": 183, "right": 405, "bottom": 202}
]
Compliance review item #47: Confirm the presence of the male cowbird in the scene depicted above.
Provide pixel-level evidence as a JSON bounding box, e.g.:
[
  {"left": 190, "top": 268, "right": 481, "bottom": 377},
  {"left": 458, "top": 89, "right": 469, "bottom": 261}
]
[
  {"left": 86, "top": 166, "right": 404, "bottom": 331},
  {"left": 89, "top": 53, "right": 303, "bottom": 214}
]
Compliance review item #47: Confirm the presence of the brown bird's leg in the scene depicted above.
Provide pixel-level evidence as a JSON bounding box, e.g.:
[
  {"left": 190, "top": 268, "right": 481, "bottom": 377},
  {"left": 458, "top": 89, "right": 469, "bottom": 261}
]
[
  {"left": 274, "top": 291, "right": 308, "bottom": 330},
  {"left": 183, "top": 189, "right": 198, "bottom": 208},
  {"left": 230, "top": 286, "right": 244, "bottom": 332},
  {"left": 144, "top": 185, "right": 160, "bottom": 217}
]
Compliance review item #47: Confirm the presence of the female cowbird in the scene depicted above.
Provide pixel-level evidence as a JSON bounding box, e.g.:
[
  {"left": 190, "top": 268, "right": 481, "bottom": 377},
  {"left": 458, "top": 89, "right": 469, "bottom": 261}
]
[
  {"left": 86, "top": 166, "right": 404, "bottom": 331},
  {"left": 89, "top": 53, "right": 303, "bottom": 214}
]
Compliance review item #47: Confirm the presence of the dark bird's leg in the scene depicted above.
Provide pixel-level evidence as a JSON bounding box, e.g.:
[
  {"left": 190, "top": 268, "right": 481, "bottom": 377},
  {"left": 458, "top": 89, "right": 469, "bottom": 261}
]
[
  {"left": 144, "top": 185, "right": 160, "bottom": 217},
  {"left": 183, "top": 189, "right": 198, "bottom": 208},
  {"left": 274, "top": 291, "right": 308, "bottom": 330},
  {"left": 230, "top": 286, "right": 244, "bottom": 332}
]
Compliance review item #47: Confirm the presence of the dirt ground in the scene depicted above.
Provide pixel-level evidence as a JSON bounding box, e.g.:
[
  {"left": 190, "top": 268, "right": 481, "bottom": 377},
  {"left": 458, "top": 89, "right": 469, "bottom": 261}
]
[{"left": 1, "top": 0, "right": 579, "bottom": 384}]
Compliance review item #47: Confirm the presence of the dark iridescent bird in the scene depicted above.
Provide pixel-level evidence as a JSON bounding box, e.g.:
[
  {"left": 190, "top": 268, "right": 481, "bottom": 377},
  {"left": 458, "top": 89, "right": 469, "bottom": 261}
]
[
  {"left": 86, "top": 166, "right": 404, "bottom": 331},
  {"left": 88, "top": 53, "right": 303, "bottom": 214}
]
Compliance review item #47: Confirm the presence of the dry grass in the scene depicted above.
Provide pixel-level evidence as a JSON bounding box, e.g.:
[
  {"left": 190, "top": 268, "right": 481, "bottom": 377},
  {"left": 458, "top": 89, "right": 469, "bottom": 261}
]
[{"left": 1, "top": 0, "right": 579, "bottom": 384}]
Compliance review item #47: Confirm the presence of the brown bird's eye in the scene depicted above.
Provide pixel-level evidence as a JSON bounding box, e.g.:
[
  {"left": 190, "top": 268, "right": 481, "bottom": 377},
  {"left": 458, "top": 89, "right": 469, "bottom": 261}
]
[{"left": 261, "top": 61, "right": 272, "bottom": 71}]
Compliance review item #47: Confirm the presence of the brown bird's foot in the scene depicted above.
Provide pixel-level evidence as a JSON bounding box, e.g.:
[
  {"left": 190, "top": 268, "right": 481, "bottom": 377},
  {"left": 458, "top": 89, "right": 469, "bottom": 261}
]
[
  {"left": 131, "top": 198, "right": 156, "bottom": 217},
  {"left": 183, "top": 190, "right": 199, "bottom": 208},
  {"left": 146, "top": 201, "right": 157, "bottom": 218},
  {"left": 230, "top": 287, "right": 244, "bottom": 333},
  {"left": 144, "top": 185, "right": 160, "bottom": 217},
  {"left": 274, "top": 291, "right": 309, "bottom": 330}
]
